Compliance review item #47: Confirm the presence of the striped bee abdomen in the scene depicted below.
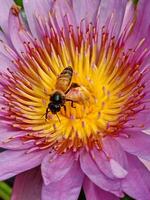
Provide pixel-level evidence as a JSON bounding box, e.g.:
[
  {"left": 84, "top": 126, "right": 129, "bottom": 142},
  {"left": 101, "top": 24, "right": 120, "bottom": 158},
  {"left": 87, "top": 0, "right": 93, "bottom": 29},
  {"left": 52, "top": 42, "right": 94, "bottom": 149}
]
[{"left": 55, "top": 66, "right": 73, "bottom": 92}]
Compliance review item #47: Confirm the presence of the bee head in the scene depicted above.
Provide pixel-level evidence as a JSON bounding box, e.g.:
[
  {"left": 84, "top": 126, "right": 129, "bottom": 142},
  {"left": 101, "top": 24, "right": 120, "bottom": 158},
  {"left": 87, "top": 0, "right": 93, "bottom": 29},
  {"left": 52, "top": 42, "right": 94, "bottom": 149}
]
[{"left": 49, "top": 103, "right": 61, "bottom": 114}]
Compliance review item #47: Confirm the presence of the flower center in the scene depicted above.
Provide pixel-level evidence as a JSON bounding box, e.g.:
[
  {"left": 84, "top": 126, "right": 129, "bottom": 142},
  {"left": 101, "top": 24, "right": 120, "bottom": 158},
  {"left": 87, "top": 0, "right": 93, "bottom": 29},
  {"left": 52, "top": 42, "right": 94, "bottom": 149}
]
[{"left": 0, "top": 18, "right": 146, "bottom": 153}]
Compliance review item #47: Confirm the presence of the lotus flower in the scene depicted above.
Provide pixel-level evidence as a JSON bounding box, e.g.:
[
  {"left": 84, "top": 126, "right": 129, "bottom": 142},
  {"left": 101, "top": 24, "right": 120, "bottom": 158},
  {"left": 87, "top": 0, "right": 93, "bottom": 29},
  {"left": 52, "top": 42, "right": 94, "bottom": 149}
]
[{"left": 0, "top": 0, "right": 150, "bottom": 200}]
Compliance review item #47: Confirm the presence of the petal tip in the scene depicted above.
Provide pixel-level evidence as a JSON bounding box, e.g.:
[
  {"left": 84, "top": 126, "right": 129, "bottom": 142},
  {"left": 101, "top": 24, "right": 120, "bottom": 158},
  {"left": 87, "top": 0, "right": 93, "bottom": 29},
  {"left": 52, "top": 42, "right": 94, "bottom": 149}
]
[
  {"left": 11, "top": 4, "right": 21, "bottom": 16},
  {"left": 110, "top": 159, "right": 128, "bottom": 178}
]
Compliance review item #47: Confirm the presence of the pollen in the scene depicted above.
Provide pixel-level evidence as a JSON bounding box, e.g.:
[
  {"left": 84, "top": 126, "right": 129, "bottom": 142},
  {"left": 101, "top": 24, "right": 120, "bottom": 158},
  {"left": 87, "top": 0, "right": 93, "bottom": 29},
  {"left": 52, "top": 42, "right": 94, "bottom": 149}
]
[{"left": 0, "top": 18, "right": 146, "bottom": 154}]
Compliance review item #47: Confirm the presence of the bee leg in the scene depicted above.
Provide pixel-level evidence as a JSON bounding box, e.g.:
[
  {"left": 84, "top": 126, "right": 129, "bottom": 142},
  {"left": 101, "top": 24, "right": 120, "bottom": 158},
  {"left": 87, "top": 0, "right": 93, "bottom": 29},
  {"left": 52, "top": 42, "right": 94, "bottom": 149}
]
[
  {"left": 66, "top": 99, "right": 76, "bottom": 108},
  {"left": 41, "top": 108, "right": 49, "bottom": 120},
  {"left": 45, "top": 107, "right": 49, "bottom": 120},
  {"left": 63, "top": 105, "right": 66, "bottom": 113},
  {"left": 71, "top": 101, "right": 76, "bottom": 108}
]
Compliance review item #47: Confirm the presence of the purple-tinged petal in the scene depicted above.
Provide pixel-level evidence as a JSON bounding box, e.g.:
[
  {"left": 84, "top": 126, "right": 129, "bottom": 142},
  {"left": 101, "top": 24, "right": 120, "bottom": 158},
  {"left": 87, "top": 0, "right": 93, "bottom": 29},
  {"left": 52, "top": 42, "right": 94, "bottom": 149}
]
[
  {"left": 129, "top": 110, "right": 150, "bottom": 130},
  {"left": 0, "top": 35, "right": 17, "bottom": 73},
  {"left": 120, "top": 0, "right": 136, "bottom": 35},
  {"left": 83, "top": 177, "right": 120, "bottom": 200},
  {"left": 0, "top": 0, "right": 13, "bottom": 34},
  {"left": 0, "top": 128, "right": 25, "bottom": 142},
  {"left": 0, "top": 149, "right": 47, "bottom": 180},
  {"left": 80, "top": 149, "right": 123, "bottom": 197},
  {"left": 0, "top": 53, "right": 15, "bottom": 73},
  {"left": 109, "top": 159, "right": 128, "bottom": 179},
  {"left": 72, "top": 0, "right": 100, "bottom": 25},
  {"left": 8, "top": 5, "right": 28, "bottom": 54},
  {"left": 116, "top": 130, "right": 150, "bottom": 160},
  {"left": 0, "top": 31, "right": 8, "bottom": 43},
  {"left": 42, "top": 161, "right": 84, "bottom": 200},
  {"left": 8, "top": 5, "right": 41, "bottom": 56},
  {"left": 0, "top": 29, "right": 13, "bottom": 48},
  {"left": 0, "top": 138, "right": 34, "bottom": 150},
  {"left": 127, "top": 0, "right": 150, "bottom": 48},
  {"left": 0, "top": 29, "right": 14, "bottom": 50},
  {"left": 91, "top": 149, "right": 115, "bottom": 179},
  {"left": 41, "top": 151, "right": 74, "bottom": 185},
  {"left": 122, "top": 154, "right": 150, "bottom": 200},
  {"left": 139, "top": 158, "right": 150, "bottom": 171},
  {"left": 96, "top": 0, "right": 128, "bottom": 37},
  {"left": 52, "top": 0, "right": 76, "bottom": 33},
  {"left": 102, "top": 137, "right": 128, "bottom": 177},
  {"left": 91, "top": 148, "right": 127, "bottom": 179},
  {"left": 11, "top": 167, "right": 42, "bottom": 200},
  {"left": 23, "top": 0, "right": 53, "bottom": 38},
  {"left": 0, "top": 128, "right": 34, "bottom": 150}
]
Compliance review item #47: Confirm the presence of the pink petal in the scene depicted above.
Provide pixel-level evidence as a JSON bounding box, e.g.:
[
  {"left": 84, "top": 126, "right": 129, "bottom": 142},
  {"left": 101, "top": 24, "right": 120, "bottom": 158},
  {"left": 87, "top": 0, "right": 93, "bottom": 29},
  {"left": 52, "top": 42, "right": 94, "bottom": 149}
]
[
  {"left": 110, "top": 159, "right": 128, "bottom": 179},
  {"left": 41, "top": 151, "right": 75, "bottom": 185},
  {"left": 83, "top": 177, "right": 120, "bottom": 200},
  {"left": 0, "top": 128, "right": 34, "bottom": 150},
  {"left": 127, "top": 0, "right": 150, "bottom": 48},
  {"left": 0, "top": 128, "right": 25, "bottom": 141},
  {"left": 116, "top": 130, "right": 150, "bottom": 160},
  {"left": 131, "top": 110, "right": 150, "bottom": 130},
  {"left": 0, "top": 31, "right": 8, "bottom": 43},
  {"left": 0, "top": 53, "right": 15, "bottom": 73},
  {"left": 42, "top": 161, "right": 84, "bottom": 200},
  {"left": 0, "top": 29, "right": 13, "bottom": 47},
  {"left": 8, "top": 5, "right": 28, "bottom": 54},
  {"left": 0, "top": 138, "right": 34, "bottom": 150},
  {"left": 0, "top": 0, "right": 13, "bottom": 34},
  {"left": 102, "top": 137, "right": 128, "bottom": 177},
  {"left": 11, "top": 167, "right": 42, "bottom": 200},
  {"left": 139, "top": 158, "right": 150, "bottom": 171},
  {"left": 91, "top": 148, "right": 127, "bottom": 180},
  {"left": 0, "top": 34, "right": 17, "bottom": 72},
  {"left": 96, "top": 0, "right": 128, "bottom": 37},
  {"left": 52, "top": 0, "right": 76, "bottom": 32},
  {"left": 120, "top": 0, "right": 136, "bottom": 35},
  {"left": 8, "top": 6, "right": 42, "bottom": 56},
  {"left": 80, "top": 149, "right": 123, "bottom": 197},
  {"left": 0, "top": 149, "right": 47, "bottom": 180},
  {"left": 23, "top": 0, "right": 53, "bottom": 38},
  {"left": 72, "top": 0, "right": 100, "bottom": 25},
  {"left": 91, "top": 149, "right": 115, "bottom": 179},
  {"left": 122, "top": 154, "right": 150, "bottom": 200}
]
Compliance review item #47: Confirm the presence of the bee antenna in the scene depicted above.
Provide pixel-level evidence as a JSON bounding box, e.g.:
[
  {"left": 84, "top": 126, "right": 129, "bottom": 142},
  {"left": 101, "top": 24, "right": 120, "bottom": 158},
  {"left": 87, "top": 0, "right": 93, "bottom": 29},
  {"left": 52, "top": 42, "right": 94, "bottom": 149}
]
[
  {"left": 56, "top": 113, "right": 61, "bottom": 123},
  {"left": 41, "top": 113, "right": 48, "bottom": 122}
]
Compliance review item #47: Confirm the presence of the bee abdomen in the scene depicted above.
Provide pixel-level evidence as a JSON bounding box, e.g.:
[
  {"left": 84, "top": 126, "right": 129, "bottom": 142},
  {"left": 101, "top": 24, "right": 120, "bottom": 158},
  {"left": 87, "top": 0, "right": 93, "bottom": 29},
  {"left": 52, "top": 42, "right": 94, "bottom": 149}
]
[
  {"left": 60, "top": 66, "right": 73, "bottom": 77},
  {"left": 55, "top": 66, "right": 73, "bottom": 92}
]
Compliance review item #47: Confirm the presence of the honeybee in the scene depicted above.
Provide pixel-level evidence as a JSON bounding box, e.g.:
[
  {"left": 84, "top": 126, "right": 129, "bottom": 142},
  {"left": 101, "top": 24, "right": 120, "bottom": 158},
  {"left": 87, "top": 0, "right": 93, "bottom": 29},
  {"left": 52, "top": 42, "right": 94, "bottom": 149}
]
[{"left": 45, "top": 66, "right": 90, "bottom": 120}]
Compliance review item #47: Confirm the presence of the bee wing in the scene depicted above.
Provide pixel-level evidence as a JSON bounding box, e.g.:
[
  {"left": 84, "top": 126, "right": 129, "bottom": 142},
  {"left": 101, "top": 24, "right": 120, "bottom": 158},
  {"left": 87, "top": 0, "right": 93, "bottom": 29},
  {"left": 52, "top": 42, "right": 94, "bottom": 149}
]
[
  {"left": 55, "top": 67, "right": 73, "bottom": 93},
  {"left": 66, "top": 85, "right": 90, "bottom": 104}
]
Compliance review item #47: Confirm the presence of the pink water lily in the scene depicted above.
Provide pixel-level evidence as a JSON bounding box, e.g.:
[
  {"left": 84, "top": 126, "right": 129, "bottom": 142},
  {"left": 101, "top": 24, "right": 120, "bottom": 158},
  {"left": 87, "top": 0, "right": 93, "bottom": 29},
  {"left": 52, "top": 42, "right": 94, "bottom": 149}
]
[{"left": 0, "top": 0, "right": 150, "bottom": 200}]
